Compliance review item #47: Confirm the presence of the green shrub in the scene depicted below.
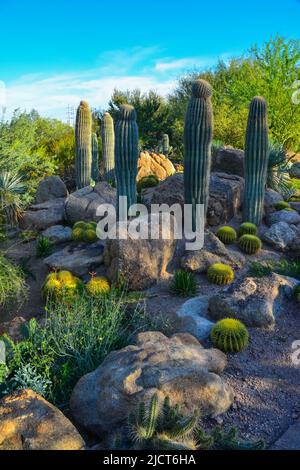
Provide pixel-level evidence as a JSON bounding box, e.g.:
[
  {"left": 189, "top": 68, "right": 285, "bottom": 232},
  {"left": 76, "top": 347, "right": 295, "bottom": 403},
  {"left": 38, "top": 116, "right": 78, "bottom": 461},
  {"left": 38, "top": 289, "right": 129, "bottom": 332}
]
[
  {"left": 237, "top": 222, "right": 257, "bottom": 237},
  {"left": 210, "top": 318, "right": 249, "bottom": 353},
  {"left": 238, "top": 234, "right": 262, "bottom": 255},
  {"left": 294, "top": 284, "right": 300, "bottom": 303},
  {"left": 36, "top": 236, "right": 53, "bottom": 258},
  {"left": 170, "top": 270, "right": 197, "bottom": 297},
  {"left": 137, "top": 174, "right": 160, "bottom": 193},
  {"left": 207, "top": 263, "right": 234, "bottom": 286},
  {"left": 249, "top": 259, "right": 300, "bottom": 280},
  {"left": 0, "top": 255, "right": 27, "bottom": 310},
  {"left": 275, "top": 201, "right": 291, "bottom": 211},
  {"left": 216, "top": 226, "right": 237, "bottom": 245}
]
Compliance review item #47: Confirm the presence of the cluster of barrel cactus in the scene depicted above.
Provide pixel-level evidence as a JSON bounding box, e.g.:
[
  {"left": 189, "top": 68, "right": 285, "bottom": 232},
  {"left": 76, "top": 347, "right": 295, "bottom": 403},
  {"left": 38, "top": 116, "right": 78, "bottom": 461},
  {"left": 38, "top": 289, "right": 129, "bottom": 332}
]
[{"left": 71, "top": 220, "right": 98, "bottom": 243}]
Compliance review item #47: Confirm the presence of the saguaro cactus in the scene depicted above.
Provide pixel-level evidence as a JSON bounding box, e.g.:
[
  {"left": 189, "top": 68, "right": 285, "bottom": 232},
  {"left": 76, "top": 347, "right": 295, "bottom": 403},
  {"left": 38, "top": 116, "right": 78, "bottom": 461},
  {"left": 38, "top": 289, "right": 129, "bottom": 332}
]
[
  {"left": 162, "top": 133, "right": 170, "bottom": 156},
  {"left": 91, "top": 132, "right": 99, "bottom": 181},
  {"left": 115, "top": 104, "right": 139, "bottom": 214},
  {"left": 101, "top": 112, "right": 115, "bottom": 181},
  {"left": 243, "top": 96, "right": 269, "bottom": 226},
  {"left": 184, "top": 79, "right": 213, "bottom": 230},
  {"left": 75, "top": 101, "right": 92, "bottom": 189}
]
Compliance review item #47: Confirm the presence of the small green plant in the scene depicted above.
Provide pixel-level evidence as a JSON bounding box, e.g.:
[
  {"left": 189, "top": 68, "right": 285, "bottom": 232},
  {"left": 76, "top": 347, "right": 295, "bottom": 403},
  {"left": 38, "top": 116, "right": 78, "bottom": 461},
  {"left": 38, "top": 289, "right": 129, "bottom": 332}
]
[
  {"left": 238, "top": 234, "right": 262, "bottom": 255},
  {"left": 275, "top": 200, "right": 291, "bottom": 211},
  {"left": 210, "top": 318, "right": 249, "bottom": 353},
  {"left": 137, "top": 175, "right": 160, "bottom": 193},
  {"left": 237, "top": 222, "right": 257, "bottom": 237},
  {"left": 207, "top": 263, "right": 234, "bottom": 286},
  {"left": 216, "top": 226, "right": 237, "bottom": 245},
  {"left": 170, "top": 270, "right": 197, "bottom": 297},
  {"left": 127, "top": 394, "right": 199, "bottom": 450},
  {"left": 11, "top": 363, "right": 52, "bottom": 397},
  {"left": 0, "top": 255, "right": 27, "bottom": 310},
  {"left": 249, "top": 259, "right": 300, "bottom": 280},
  {"left": 36, "top": 236, "right": 53, "bottom": 258},
  {"left": 0, "top": 171, "right": 26, "bottom": 226},
  {"left": 294, "top": 284, "right": 300, "bottom": 303},
  {"left": 20, "top": 230, "right": 38, "bottom": 242},
  {"left": 196, "top": 426, "right": 265, "bottom": 450}
]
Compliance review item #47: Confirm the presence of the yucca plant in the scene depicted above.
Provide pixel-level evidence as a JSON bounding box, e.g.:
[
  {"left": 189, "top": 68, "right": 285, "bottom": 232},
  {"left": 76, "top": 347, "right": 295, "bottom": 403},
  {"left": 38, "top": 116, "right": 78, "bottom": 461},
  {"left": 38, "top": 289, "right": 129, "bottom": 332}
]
[
  {"left": 0, "top": 171, "right": 26, "bottom": 226},
  {"left": 36, "top": 236, "right": 53, "bottom": 258},
  {"left": 267, "top": 142, "right": 295, "bottom": 199},
  {"left": 170, "top": 270, "right": 197, "bottom": 297}
]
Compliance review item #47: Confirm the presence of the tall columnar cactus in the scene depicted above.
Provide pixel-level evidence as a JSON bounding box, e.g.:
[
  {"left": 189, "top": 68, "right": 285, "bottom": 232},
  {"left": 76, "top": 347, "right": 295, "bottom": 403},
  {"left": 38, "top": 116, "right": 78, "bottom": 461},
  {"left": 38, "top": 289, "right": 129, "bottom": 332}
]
[
  {"left": 101, "top": 112, "right": 115, "bottom": 181},
  {"left": 115, "top": 104, "right": 139, "bottom": 214},
  {"left": 162, "top": 133, "right": 170, "bottom": 156},
  {"left": 91, "top": 132, "right": 99, "bottom": 181},
  {"left": 184, "top": 79, "right": 213, "bottom": 230},
  {"left": 75, "top": 101, "right": 92, "bottom": 189},
  {"left": 243, "top": 96, "right": 269, "bottom": 226}
]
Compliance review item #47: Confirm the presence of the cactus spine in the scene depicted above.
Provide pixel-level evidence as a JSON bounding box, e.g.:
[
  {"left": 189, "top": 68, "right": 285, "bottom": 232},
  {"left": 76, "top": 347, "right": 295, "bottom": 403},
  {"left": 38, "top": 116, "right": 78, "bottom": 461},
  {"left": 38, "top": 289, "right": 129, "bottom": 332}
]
[
  {"left": 162, "top": 133, "right": 170, "bottom": 156},
  {"left": 184, "top": 79, "right": 213, "bottom": 230},
  {"left": 91, "top": 132, "right": 99, "bottom": 181},
  {"left": 75, "top": 101, "right": 92, "bottom": 189},
  {"left": 115, "top": 104, "right": 139, "bottom": 214},
  {"left": 101, "top": 112, "right": 115, "bottom": 181},
  {"left": 243, "top": 96, "right": 269, "bottom": 225}
]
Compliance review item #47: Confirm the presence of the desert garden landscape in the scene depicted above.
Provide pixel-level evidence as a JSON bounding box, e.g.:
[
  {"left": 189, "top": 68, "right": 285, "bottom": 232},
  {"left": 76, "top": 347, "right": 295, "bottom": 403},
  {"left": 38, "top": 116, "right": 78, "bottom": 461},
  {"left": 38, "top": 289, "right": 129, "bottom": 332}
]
[{"left": 0, "top": 32, "right": 300, "bottom": 453}]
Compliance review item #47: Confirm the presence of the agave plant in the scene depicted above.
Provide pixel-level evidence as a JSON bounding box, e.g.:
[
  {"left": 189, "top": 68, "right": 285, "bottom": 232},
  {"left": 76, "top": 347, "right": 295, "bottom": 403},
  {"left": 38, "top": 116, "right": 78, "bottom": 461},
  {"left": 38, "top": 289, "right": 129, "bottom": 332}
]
[
  {"left": 0, "top": 171, "right": 26, "bottom": 226},
  {"left": 267, "top": 142, "right": 295, "bottom": 199}
]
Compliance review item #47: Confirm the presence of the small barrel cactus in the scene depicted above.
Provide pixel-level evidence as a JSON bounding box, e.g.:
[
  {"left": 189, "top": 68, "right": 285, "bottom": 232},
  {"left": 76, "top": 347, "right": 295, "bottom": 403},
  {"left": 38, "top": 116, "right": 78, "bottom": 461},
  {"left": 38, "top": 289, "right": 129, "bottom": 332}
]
[
  {"left": 91, "top": 132, "right": 99, "bottom": 182},
  {"left": 211, "top": 318, "right": 249, "bottom": 353},
  {"left": 216, "top": 226, "right": 237, "bottom": 245},
  {"left": 275, "top": 201, "right": 291, "bottom": 211},
  {"left": 115, "top": 104, "right": 139, "bottom": 214},
  {"left": 243, "top": 96, "right": 269, "bottom": 226},
  {"left": 184, "top": 79, "right": 213, "bottom": 230},
  {"left": 207, "top": 263, "right": 234, "bottom": 285},
  {"left": 162, "top": 133, "right": 170, "bottom": 156},
  {"left": 86, "top": 276, "right": 110, "bottom": 296},
  {"left": 75, "top": 101, "right": 92, "bottom": 189},
  {"left": 238, "top": 222, "right": 257, "bottom": 237},
  {"left": 72, "top": 221, "right": 97, "bottom": 243},
  {"left": 101, "top": 112, "right": 115, "bottom": 181},
  {"left": 294, "top": 284, "right": 300, "bottom": 303},
  {"left": 238, "top": 234, "right": 262, "bottom": 255}
]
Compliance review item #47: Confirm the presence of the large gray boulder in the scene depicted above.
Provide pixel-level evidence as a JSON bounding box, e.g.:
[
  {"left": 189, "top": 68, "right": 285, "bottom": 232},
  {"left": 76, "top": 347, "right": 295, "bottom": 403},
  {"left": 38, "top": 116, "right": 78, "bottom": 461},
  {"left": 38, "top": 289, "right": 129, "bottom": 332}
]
[
  {"left": 42, "top": 225, "right": 72, "bottom": 244},
  {"left": 264, "top": 188, "right": 284, "bottom": 217},
  {"left": 70, "top": 332, "right": 233, "bottom": 439},
  {"left": 35, "top": 176, "right": 68, "bottom": 204},
  {"left": 181, "top": 231, "right": 245, "bottom": 273},
  {"left": 289, "top": 162, "right": 300, "bottom": 179},
  {"left": 143, "top": 172, "right": 244, "bottom": 226},
  {"left": 64, "top": 182, "right": 116, "bottom": 225},
  {"left": 0, "top": 389, "right": 84, "bottom": 450},
  {"left": 208, "top": 274, "right": 298, "bottom": 328},
  {"left": 262, "top": 222, "right": 300, "bottom": 251},
  {"left": 267, "top": 209, "right": 300, "bottom": 226},
  {"left": 20, "top": 198, "right": 65, "bottom": 231},
  {"left": 174, "top": 295, "right": 215, "bottom": 341},
  {"left": 211, "top": 147, "right": 244, "bottom": 177}
]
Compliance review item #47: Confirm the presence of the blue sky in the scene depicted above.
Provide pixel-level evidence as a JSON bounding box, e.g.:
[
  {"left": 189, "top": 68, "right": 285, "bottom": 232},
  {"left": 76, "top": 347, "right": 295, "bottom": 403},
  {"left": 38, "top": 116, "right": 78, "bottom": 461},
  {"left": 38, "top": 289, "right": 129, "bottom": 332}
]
[{"left": 0, "top": 0, "right": 299, "bottom": 120}]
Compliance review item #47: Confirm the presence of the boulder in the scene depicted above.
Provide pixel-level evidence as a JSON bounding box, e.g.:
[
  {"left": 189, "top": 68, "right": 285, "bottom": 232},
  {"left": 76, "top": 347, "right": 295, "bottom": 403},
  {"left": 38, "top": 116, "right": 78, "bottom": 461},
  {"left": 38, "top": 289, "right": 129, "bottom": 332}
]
[
  {"left": 103, "top": 215, "right": 177, "bottom": 291},
  {"left": 64, "top": 182, "right": 116, "bottom": 225},
  {"left": 290, "top": 201, "right": 300, "bottom": 214},
  {"left": 143, "top": 172, "right": 244, "bottom": 226},
  {"left": 35, "top": 176, "right": 68, "bottom": 204},
  {"left": 208, "top": 274, "right": 298, "bottom": 328},
  {"left": 175, "top": 296, "right": 215, "bottom": 341},
  {"left": 264, "top": 188, "right": 284, "bottom": 216},
  {"left": 70, "top": 332, "right": 233, "bottom": 439},
  {"left": 267, "top": 209, "right": 300, "bottom": 226},
  {"left": 137, "top": 151, "right": 175, "bottom": 182},
  {"left": 0, "top": 389, "right": 84, "bottom": 450},
  {"left": 289, "top": 162, "right": 300, "bottom": 179},
  {"left": 262, "top": 222, "right": 299, "bottom": 251},
  {"left": 181, "top": 231, "right": 245, "bottom": 273},
  {"left": 20, "top": 198, "right": 65, "bottom": 231},
  {"left": 211, "top": 147, "right": 244, "bottom": 177},
  {"left": 0, "top": 316, "right": 26, "bottom": 342},
  {"left": 44, "top": 241, "right": 104, "bottom": 276},
  {"left": 42, "top": 225, "right": 72, "bottom": 244}
]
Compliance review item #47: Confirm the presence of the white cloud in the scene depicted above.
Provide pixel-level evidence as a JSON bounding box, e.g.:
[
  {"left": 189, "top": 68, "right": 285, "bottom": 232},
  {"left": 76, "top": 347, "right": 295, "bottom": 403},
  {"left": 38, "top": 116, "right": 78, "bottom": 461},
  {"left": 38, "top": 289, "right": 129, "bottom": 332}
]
[{"left": 155, "top": 57, "right": 216, "bottom": 72}]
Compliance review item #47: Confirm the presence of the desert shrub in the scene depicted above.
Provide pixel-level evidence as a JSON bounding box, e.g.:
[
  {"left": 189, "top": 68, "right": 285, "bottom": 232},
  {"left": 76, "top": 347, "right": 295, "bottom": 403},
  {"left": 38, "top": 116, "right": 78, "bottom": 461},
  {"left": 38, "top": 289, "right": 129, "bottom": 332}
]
[
  {"left": 210, "top": 318, "right": 249, "bottom": 353},
  {"left": 0, "top": 291, "right": 143, "bottom": 405},
  {"left": 216, "top": 226, "right": 237, "bottom": 245},
  {"left": 170, "top": 270, "right": 197, "bottom": 297},
  {"left": 36, "top": 236, "right": 53, "bottom": 258},
  {"left": 0, "top": 255, "right": 27, "bottom": 310},
  {"left": 275, "top": 200, "right": 291, "bottom": 211},
  {"left": 237, "top": 222, "right": 257, "bottom": 237},
  {"left": 238, "top": 234, "right": 262, "bottom": 255},
  {"left": 137, "top": 175, "right": 160, "bottom": 193},
  {"left": 294, "top": 284, "right": 300, "bottom": 303},
  {"left": 207, "top": 263, "right": 234, "bottom": 286},
  {"left": 249, "top": 259, "right": 300, "bottom": 280}
]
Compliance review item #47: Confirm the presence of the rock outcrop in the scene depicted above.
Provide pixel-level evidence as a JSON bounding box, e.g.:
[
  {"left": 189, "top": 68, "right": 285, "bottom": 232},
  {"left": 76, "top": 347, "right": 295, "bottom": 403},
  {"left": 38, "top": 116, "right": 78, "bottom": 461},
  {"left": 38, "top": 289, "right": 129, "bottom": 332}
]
[{"left": 137, "top": 151, "right": 175, "bottom": 181}]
